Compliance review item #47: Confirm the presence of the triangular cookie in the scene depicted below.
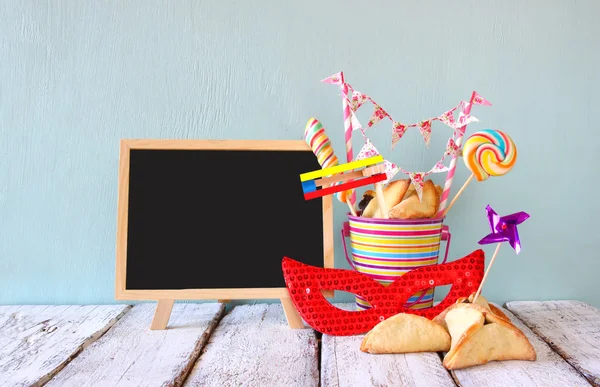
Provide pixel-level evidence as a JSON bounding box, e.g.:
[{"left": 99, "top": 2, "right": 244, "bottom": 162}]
[
  {"left": 432, "top": 294, "right": 511, "bottom": 331},
  {"left": 362, "top": 179, "right": 410, "bottom": 218},
  {"left": 389, "top": 180, "right": 440, "bottom": 219},
  {"left": 360, "top": 313, "right": 451, "bottom": 354},
  {"left": 457, "top": 293, "right": 512, "bottom": 322},
  {"left": 442, "top": 304, "right": 536, "bottom": 370}
]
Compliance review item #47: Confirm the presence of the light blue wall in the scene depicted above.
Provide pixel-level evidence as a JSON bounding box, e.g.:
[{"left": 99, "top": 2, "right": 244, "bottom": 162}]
[{"left": 1, "top": 1, "right": 599, "bottom": 307}]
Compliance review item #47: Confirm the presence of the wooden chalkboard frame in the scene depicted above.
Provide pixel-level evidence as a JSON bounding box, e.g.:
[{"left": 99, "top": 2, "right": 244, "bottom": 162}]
[{"left": 116, "top": 139, "right": 334, "bottom": 330}]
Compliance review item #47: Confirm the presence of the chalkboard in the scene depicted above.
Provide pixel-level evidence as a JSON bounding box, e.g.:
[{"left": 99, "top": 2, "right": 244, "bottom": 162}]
[{"left": 115, "top": 139, "right": 333, "bottom": 304}]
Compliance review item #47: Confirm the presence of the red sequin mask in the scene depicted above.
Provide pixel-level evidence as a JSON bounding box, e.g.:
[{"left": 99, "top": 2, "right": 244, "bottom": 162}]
[{"left": 282, "top": 249, "right": 485, "bottom": 336}]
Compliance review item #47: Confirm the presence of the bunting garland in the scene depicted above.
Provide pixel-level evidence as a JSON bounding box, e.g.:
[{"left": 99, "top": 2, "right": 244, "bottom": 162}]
[
  {"left": 321, "top": 72, "right": 480, "bottom": 150},
  {"left": 321, "top": 71, "right": 490, "bottom": 202}
]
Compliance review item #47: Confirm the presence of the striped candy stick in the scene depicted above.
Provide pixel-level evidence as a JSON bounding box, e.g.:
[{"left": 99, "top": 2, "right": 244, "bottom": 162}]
[
  {"left": 304, "top": 118, "right": 356, "bottom": 215},
  {"left": 341, "top": 81, "right": 357, "bottom": 209},
  {"left": 436, "top": 92, "right": 477, "bottom": 218}
]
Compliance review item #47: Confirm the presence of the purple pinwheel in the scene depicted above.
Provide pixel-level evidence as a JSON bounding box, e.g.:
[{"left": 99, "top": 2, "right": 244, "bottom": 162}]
[{"left": 478, "top": 205, "right": 530, "bottom": 254}]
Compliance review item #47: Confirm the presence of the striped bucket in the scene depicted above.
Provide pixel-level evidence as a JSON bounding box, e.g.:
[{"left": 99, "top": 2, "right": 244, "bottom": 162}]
[{"left": 342, "top": 215, "right": 451, "bottom": 311}]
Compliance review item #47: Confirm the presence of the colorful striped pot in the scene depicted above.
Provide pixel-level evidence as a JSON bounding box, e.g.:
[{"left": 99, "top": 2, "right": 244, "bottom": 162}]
[{"left": 342, "top": 215, "right": 451, "bottom": 311}]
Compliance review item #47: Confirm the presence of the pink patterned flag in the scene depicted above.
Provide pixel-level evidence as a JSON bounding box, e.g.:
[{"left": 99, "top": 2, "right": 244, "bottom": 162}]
[
  {"left": 430, "top": 161, "right": 449, "bottom": 174},
  {"left": 445, "top": 138, "right": 462, "bottom": 157},
  {"left": 391, "top": 122, "right": 408, "bottom": 149},
  {"left": 350, "top": 110, "right": 363, "bottom": 132},
  {"left": 355, "top": 140, "right": 399, "bottom": 183},
  {"left": 321, "top": 72, "right": 344, "bottom": 85},
  {"left": 368, "top": 105, "right": 389, "bottom": 127},
  {"left": 355, "top": 139, "right": 379, "bottom": 160},
  {"left": 408, "top": 172, "right": 426, "bottom": 201},
  {"left": 455, "top": 112, "right": 479, "bottom": 127},
  {"left": 439, "top": 109, "right": 456, "bottom": 127},
  {"left": 418, "top": 120, "right": 432, "bottom": 147},
  {"left": 350, "top": 91, "right": 368, "bottom": 111},
  {"left": 472, "top": 92, "right": 492, "bottom": 106},
  {"left": 382, "top": 160, "right": 400, "bottom": 184}
]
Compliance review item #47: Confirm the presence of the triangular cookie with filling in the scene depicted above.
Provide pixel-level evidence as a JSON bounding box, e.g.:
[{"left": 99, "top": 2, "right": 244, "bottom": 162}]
[
  {"left": 441, "top": 303, "right": 536, "bottom": 370},
  {"left": 360, "top": 313, "right": 451, "bottom": 354},
  {"left": 362, "top": 179, "right": 410, "bottom": 218},
  {"left": 433, "top": 294, "right": 511, "bottom": 331},
  {"left": 456, "top": 293, "right": 511, "bottom": 322},
  {"left": 388, "top": 180, "right": 440, "bottom": 219}
]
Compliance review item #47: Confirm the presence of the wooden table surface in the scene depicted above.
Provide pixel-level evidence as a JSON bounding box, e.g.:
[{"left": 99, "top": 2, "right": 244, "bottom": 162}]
[{"left": 1, "top": 300, "right": 598, "bottom": 387}]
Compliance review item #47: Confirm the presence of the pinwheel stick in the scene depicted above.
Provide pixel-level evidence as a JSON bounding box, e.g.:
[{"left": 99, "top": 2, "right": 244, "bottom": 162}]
[{"left": 472, "top": 243, "right": 501, "bottom": 303}]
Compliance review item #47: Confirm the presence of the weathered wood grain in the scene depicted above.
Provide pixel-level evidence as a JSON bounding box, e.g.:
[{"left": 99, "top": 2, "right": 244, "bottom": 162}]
[
  {"left": 0, "top": 305, "right": 130, "bottom": 387},
  {"left": 450, "top": 304, "right": 590, "bottom": 387},
  {"left": 505, "top": 300, "right": 600, "bottom": 386},
  {"left": 321, "top": 303, "right": 455, "bottom": 387},
  {"left": 322, "top": 334, "right": 456, "bottom": 387},
  {"left": 45, "top": 303, "right": 225, "bottom": 387},
  {"left": 184, "top": 304, "right": 319, "bottom": 387}
]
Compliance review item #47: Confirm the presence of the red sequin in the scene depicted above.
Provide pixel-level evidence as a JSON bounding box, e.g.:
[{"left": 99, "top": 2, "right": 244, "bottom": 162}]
[{"left": 281, "top": 249, "right": 485, "bottom": 336}]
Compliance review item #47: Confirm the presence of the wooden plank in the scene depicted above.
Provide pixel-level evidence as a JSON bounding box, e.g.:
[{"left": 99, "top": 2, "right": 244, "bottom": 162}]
[
  {"left": 506, "top": 300, "right": 600, "bottom": 386},
  {"left": 321, "top": 303, "right": 455, "bottom": 387},
  {"left": 450, "top": 304, "right": 590, "bottom": 387},
  {"left": 322, "top": 335, "right": 456, "bottom": 387},
  {"left": 0, "top": 304, "right": 130, "bottom": 387},
  {"left": 184, "top": 304, "right": 319, "bottom": 387},
  {"left": 45, "top": 303, "right": 225, "bottom": 387}
]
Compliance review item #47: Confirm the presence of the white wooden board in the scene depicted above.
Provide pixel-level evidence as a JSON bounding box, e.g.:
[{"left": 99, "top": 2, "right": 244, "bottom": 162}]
[
  {"left": 0, "top": 304, "right": 130, "bottom": 387},
  {"left": 322, "top": 335, "right": 456, "bottom": 387},
  {"left": 184, "top": 304, "right": 319, "bottom": 387},
  {"left": 45, "top": 303, "right": 225, "bottom": 387},
  {"left": 450, "top": 304, "right": 590, "bottom": 387},
  {"left": 506, "top": 300, "right": 600, "bottom": 386},
  {"left": 320, "top": 304, "right": 455, "bottom": 387}
]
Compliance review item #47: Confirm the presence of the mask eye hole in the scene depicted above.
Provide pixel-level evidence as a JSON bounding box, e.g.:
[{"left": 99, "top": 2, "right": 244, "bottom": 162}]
[{"left": 321, "top": 290, "right": 367, "bottom": 312}]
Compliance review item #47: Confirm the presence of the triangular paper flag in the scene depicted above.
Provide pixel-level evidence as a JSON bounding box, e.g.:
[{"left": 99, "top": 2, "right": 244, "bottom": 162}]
[
  {"left": 320, "top": 72, "right": 344, "bottom": 85},
  {"left": 418, "top": 120, "right": 432, "bottom": 147},
  {"left": 350, "top": 110, "right": 363, "bottom": 132},
  {"left": 472, "top": 92, "right": 492, "bottom": 106},
  {"left": 445, "top": 138, "right": 462, "bottom": 157},
  {"left": 391, "top": 121, "right": 408, "bottom": 149},
  {"left": 408, "top": 172, "right": 425, "bottom": 201},
  {"left": 382, "top": 160, "right": 400, "bottom": 183},
  {"left": 368, "top": 105, "right": 389, "bottom": 127},
  {"left": 355, "top": 139, "right": 379, "bottom": 160},
  {"left": 349, "top": 91, "right": 368, "bottom": 111},
  {"left": 439, "top": 109, "right": 456, "bottom": 128}
]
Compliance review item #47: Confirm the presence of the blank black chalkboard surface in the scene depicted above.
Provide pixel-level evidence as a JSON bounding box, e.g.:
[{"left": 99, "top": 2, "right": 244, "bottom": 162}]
[{"left": 116, "top": 139, "right": 333, "bottom": 329}]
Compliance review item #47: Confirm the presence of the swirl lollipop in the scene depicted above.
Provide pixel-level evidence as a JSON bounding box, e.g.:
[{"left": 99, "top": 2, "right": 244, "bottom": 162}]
[
  {"left": 442, "top": 129, "right": 517, "bottom": 216},
  {"left": 304, "top": 118, "right": 355, "bottom": 214},
  {"left": 463, "top": 129, "right": 517, "bottom": 181}
]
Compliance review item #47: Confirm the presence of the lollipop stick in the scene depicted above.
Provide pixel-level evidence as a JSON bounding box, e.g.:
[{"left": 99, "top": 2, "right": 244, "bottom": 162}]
[
  {"left": 374, "top": 182, "right": 388, "bottom": 219},
  {"left": 346, "top": 197, "right": 357, "bottom": 216},
  {"left": 441, "top": 173, "right": 474, "bottom": 218},
  {"left": 472, "top": 243, "right": 501, "bottom": 303}
]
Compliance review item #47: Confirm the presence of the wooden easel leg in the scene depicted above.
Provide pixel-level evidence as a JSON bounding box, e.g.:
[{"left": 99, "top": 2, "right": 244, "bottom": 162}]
[
  {"left": 150, "top": 299, "right": 175, "bottom": 330},
  {"left": 281, "top": 297, "right": 304, "bottom": 329}
]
